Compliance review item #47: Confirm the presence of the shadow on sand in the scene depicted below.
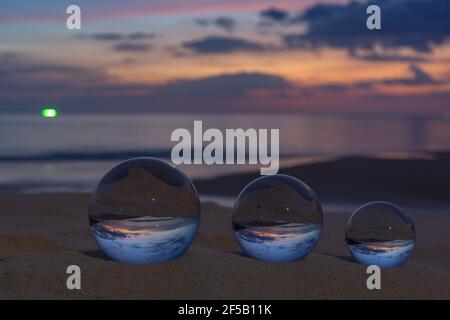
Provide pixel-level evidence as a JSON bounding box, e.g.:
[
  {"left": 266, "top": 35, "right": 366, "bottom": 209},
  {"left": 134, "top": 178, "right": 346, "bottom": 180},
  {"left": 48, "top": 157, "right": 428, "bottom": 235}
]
[{"left": 80, "top": 249, "right": 114, "bottom": 261}]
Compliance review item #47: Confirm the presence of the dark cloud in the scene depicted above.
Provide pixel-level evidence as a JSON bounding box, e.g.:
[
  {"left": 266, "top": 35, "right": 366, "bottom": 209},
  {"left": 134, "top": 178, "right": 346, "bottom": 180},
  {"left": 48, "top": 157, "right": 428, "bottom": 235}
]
[
  {"left": 91, "top": 33, "right": 124, "bottom": 41},
  {"left": 153, "top": 72, "right": 290, "bottom": 99},
  {"left": 113, "top": 43, "right": 152, "bottom": 52},
  {"left": 315, "top": 83, "right": 348, "bottom": 92},
  {"left": 260, "top": 7, "right": 290, "bottom": 23},
  {"left": 0, "top": 55, "right": 291, "bottom": 112},
  {"left": 287, "top": 64, "right": 439, "bottom": 99},
  {"left": 183, "top": 36, "right": 265, "bottom": 54},
  {"left": 0, "top": 62, "right": 87, "bottom": 77},
  {"left": 321, "top": 64, "right": 439, "bottom": 91},
  {"left": 195, "top": 19, "right": 209, "bottom": 27},
  {"left": 382, "top": 64, "right": 437, "bottom": 85},
  {"left": 195, "top": 17, "right": 236, "bottom": 33},
  {"left": 285, "top": 0, "right": 450, "bottom": 53},
  {"left": 214, "top": 17, "right": 236, "bottom": 33},
  {"left": 88, "top": 32, "right": 156, "bottom": 42},
  {"left": 0, "top": 53, "right": 444, "bottom": 114},
  {"left": 76, "top": 72, "right": 289, "bottom": 112},
  {"left": 0, "top": 52, "right": 19, "bottom": 60},
  {"left": 128, "top": 32, "right": 157, "bottom": 40},
  {"left": 0, "top": 54, "right": 101, "bottom": 80},
  {"left": 350, "top": 51, "right": 427, "bottom": 63},
  {"left": 0, "top": 53, "right": 107, "bottom": 109},
  {"left": 85, "top": 32, "right": 156, "bottom": 54}
]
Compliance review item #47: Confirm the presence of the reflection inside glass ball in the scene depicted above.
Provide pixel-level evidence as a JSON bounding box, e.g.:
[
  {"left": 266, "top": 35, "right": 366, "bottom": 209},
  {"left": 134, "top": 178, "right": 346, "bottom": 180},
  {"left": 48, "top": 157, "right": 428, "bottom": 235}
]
[
  {"left": 89, "top": 158, "right": 200, "bottom": 264},
  {"left": 232, "top": 174, "right": 323, "bottom": 262},
  {"left": 346, "top": 201, "right": 416, "bottom": 268}
]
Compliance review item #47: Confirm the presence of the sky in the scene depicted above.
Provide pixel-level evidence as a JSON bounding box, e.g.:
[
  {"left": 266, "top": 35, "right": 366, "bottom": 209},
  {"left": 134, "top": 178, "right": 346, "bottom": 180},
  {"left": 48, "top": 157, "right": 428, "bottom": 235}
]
[{"left": 0, "top": 0, "right": 450, "bottom": 115}]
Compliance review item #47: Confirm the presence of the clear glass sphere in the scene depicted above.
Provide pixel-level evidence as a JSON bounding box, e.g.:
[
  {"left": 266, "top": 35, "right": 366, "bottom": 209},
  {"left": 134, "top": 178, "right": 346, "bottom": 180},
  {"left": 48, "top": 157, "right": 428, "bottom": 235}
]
[
  {"left": 89, "top": 158, "right": 200, "bottom": 264},
  {"left": 346, "top": 201, "right": 416, "bottom": 268},
  {"left": 232, "top": 174, "right": 323, "bottom": 262}
]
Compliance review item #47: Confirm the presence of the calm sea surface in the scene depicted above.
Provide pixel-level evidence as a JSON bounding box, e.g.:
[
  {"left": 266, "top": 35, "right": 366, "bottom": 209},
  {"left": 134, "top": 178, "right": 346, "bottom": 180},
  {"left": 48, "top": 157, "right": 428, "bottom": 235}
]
[{"left": 1, "top": 113, "right": 449, "bottom": 192}]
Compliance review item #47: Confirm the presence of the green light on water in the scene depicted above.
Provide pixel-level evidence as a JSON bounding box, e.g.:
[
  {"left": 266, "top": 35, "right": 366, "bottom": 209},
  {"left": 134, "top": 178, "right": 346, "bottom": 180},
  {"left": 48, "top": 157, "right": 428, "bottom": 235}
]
[{"left": 41, "top": 108, "right": 58, "bottom": 118}]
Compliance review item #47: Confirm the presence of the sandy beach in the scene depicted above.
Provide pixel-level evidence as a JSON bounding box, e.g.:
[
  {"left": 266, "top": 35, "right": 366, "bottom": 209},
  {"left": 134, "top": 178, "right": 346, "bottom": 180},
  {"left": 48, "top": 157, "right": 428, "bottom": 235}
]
[{"left": 0, "top": 192, "right": 449, "bottom": 300}]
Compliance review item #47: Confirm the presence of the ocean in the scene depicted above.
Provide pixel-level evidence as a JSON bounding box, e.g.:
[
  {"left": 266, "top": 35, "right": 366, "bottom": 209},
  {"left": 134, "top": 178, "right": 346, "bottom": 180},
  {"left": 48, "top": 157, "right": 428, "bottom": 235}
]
[{"left": 1, "top": 112, "right": 449, "bottom": 192}]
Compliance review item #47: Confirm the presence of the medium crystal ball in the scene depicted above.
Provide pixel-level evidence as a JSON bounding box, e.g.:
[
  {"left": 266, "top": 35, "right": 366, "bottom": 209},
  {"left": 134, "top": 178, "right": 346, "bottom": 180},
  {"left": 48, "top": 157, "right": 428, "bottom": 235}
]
[{"left": 232, "top": 174, "right": 323, "bottom": 262}]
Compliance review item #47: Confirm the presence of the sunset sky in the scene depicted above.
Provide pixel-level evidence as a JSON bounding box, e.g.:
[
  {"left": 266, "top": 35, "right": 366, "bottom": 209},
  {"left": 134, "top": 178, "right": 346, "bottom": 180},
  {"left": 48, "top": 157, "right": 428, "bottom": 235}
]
[{"left": 1, "top": 0, "right": 450, "bottom": 114}]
